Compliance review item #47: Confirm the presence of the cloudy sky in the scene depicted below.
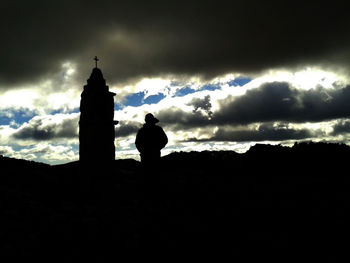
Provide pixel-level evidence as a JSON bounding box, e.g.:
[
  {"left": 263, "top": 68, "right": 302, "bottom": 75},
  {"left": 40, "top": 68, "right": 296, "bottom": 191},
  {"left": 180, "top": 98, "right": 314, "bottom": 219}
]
[{"left": 1, "top": 0, "right": 350, "bottom": 164}]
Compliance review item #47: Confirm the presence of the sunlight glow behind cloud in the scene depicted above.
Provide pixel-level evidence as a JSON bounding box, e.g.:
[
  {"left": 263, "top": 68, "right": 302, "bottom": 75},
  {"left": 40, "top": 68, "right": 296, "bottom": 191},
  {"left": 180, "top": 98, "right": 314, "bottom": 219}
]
[{"left": 256, "top": 68, "right": 343, "bottom": 90}]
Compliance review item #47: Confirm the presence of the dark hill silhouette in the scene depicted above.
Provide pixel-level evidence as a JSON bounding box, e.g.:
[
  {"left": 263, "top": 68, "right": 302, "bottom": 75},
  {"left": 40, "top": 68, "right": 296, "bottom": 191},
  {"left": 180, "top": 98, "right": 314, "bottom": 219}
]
[{"left": 1, "top": 142, "right": 349, "bottom": 261}]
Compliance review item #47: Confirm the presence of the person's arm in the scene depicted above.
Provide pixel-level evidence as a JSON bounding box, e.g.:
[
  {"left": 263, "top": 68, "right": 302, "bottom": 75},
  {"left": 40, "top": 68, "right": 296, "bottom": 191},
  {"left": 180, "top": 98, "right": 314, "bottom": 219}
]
[
  {"left": 160, "top": 128, "right": 168, "bottom": 149},
  {"left": 135, "top": 130, "right": 143, "bottom": 153}
]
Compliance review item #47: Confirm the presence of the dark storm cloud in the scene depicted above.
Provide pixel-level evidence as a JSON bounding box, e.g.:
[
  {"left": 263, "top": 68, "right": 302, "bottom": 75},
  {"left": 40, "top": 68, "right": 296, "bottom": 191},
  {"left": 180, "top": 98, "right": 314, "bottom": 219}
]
[
  {"left": 213, "top": 82, "right": 350, "bottom": 125},
  {"left": 13, "top": 115, "right": 78, "bottom": 140},
  {"left": 154, "top": 82, "right": 350, "bottom": 131},
  {"left": 188, "top": 95, "right": 213, "bottom": 117},
  {"left": 115, "top": 121, "right": 140, "bottom": 137},
  {"left": 1, "top": 0, "right": 350, "bottom": 88},
  {"left": 185, "top": 123, "right": 313, "bottom": 142},
  {"left": 332, "top": 120, "right": 350, "bottom": 135},
  {"left": 157, "top": 106, "right": 210, "bottom": 129}
]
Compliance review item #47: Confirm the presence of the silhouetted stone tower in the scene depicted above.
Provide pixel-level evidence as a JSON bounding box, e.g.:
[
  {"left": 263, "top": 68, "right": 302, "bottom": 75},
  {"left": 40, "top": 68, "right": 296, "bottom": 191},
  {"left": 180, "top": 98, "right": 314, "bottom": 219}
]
[{"left": 79, "top": 57, "right": 118, "bottom": 162}]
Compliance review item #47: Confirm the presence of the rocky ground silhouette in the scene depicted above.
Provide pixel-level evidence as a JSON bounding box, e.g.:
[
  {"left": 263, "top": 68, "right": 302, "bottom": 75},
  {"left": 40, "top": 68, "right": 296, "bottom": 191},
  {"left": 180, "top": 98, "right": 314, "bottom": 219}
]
[{"left": 1, "top": 142, "right": 350, "bottom": 261}]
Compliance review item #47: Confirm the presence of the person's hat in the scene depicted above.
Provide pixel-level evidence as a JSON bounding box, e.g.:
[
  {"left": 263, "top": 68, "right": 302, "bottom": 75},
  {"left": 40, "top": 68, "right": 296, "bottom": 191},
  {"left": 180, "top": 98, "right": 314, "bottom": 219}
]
[{"left": 145, "top": 113, "right": 159, "bottom": 124}]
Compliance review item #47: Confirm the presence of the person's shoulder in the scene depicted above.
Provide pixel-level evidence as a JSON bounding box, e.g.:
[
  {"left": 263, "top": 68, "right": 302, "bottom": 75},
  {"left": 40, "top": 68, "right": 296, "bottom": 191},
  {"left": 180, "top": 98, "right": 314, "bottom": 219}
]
[
  {"left": 155, "top": 125, "right": 165, "bottom": 130},
  {"left": 155, "top": 126, "right": 167, "bottom": 135},
  {"left": 137, "top": 125, "right": 145, "bottom": 133}
]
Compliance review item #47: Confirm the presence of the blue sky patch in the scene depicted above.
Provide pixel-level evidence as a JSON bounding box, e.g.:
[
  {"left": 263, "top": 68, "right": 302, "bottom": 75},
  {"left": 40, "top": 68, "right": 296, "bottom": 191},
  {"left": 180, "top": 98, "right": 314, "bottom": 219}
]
[
  {"left": 173, "top": 84, "right": 221, "bottom": 98},
  {"left": 144, "top": 93, "right": 166, "bottom": 104},
  {"left": 123, "top": 92, "right": 145, "bottom": 107},
  {"left": 0, "top": 109, "right": 37, "bottom": 126},
  {"left": 122, "top": 91, "right": 166, "bottom": 107},
  {"left": 199, "top": 84, "right": 221, "bottom": 92},
  {"left": 49, "top": 108, "right": 80, "bottom": 115},
  {"left": 228, "top": 77, "right": 252, "bottom": 87},
  {"left": 174, "top": 86, "right": 196, "bottom": 97}
]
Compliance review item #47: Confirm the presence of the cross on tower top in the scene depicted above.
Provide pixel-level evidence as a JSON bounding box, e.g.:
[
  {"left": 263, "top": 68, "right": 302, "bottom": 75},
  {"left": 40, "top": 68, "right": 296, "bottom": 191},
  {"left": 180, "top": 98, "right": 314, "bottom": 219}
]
[{"left": 94, "top": 56, "right": 99, "bottom": 68}]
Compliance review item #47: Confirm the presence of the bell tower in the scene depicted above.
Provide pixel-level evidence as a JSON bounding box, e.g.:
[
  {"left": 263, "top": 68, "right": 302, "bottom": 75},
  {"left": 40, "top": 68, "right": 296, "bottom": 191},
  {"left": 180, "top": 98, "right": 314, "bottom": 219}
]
[{"left": 79, "top": 57, "right": 118, "bottom": 162}]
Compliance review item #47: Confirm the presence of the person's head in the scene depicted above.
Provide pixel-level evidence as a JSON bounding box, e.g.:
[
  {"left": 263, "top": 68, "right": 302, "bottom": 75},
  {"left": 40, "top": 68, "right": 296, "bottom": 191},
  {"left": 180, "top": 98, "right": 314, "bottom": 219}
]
[{"left": 145, "top": 113, "right": 159, "bottom": 124}]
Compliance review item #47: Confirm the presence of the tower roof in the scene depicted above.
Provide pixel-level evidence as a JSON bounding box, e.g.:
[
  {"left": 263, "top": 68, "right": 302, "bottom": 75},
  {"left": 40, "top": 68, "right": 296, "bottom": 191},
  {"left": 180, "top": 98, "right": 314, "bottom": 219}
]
[{"left": 87, "top": 67, "right": 106, "bottom": 86}]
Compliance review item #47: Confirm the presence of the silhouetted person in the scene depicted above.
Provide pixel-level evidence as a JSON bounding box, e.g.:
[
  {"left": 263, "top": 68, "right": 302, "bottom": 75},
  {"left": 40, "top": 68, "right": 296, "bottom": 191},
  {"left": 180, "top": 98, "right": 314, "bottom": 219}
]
[{"left": 135, "top": 113, "right": 168, "bottom": 167}]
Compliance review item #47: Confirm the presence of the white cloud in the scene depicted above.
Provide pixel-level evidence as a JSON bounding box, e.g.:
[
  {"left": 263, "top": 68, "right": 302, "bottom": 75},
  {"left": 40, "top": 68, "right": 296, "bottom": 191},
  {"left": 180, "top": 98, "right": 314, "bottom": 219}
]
[
  {"left": 115, "top": 135, "right": 136, "bottom": 150},
  {"left": 62, "top": 62, "right": 76, "bottom": 79},
  {"left": 0, "top": 145, "right": 15, "bottom": 156},
  {"left": 39, "top": 144, "right": 78, "bottom": 164},
  {"left": 0, "top": 125, "right": 17, "bottom": 145},
  {"left": 115, "top": 148, "right": 140, "bottom": 161},
  {"left": 134, "top": 77, "right": 171, "bottom": 98},
  {"left": 21, "top": 143, "right": 78, "bottom": 164},
  {"left": 46, "top": 90, "right": 80, "bottom": 112},
  {"left": 0, "top": 89, "right": 40, "bottom": 111},
  {"left": 0, "top": 85, "right": 80, "bottom": 115}
]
